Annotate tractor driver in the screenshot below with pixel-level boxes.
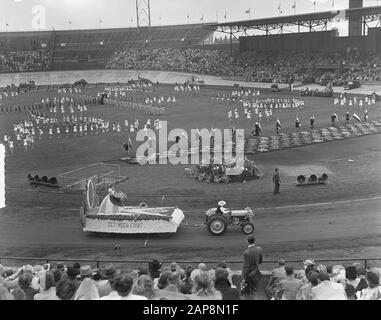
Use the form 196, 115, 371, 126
216, 201, 230, 215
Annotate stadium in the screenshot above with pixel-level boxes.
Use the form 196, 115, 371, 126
0, 0, 380, 301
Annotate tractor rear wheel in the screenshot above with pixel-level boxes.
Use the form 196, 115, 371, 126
207, 215, 227, 236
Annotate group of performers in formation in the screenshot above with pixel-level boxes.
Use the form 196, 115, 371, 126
1, 92, 166, 155
1, 82, 378, 155
97, 83, 201, 116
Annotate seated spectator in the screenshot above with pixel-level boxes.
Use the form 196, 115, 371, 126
79, 265, 93, 281
100, 273, 147, 300
11, 287, 26, 300
357, 272, 381, 300
56, 279, 77, 300
278, 266, 303, 300
34, 271, 59, 300
214, 268, 240, 300
311, 272, 347, 300
170, 262, 186, 279
180, 265, 195, 294
152, 271, 186, 300
187, 271, 222, 300
18, 272, 38, 300
149, 259, 162, 280
0, 284, 14, 300
74, 278, 100, 300
133, 275, 153, 299
296, 270, 319, 300
94, 264, 114, 297
345, 266, 367, 295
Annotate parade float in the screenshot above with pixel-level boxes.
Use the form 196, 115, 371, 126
80, 179, 184, 236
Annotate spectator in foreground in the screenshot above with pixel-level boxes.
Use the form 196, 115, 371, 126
296, 270, 319, 300
152, 272, 186, 300
357, 272, 381, 300
278, 266, 303, 300
56, 279, 77, 300
214, 268, 240, 300
34, 271, 59, 300
187, 272, 222, 300
100, 273, 147, 300
94, 264, 114, 297
18, 272, 38, 300
180, 265, 195, 294
11, 287, 26, 300
133, 275, 153, 299
311, 272, 347, 300
0, 284, 14, 300
74, 278, 100, 300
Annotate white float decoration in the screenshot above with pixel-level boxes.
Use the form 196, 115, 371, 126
80, 179, 184, 235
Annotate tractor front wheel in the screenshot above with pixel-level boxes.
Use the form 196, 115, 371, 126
242, 222, 255, 235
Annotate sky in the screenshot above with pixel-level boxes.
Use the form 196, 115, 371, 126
0, 0, 379, 35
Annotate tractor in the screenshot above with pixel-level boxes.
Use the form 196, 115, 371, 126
205, 206, 255, 236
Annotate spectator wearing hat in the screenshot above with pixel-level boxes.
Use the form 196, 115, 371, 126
94, 264, 115, 297
100, 273, 147, 300
56, 279, 77, 300
18, 272, 39, 300
56, 262, 66, 273
214, 268, 240, 300
311, 272, 347, 300
152, 272, 186, 300
278, 266, 303, 300
357, 272, 381, 300
241, 235, 263, 296
80, 265, 93, 280
34, 271, 59, 300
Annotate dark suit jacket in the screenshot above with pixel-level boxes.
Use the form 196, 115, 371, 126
242, 246, 263, 280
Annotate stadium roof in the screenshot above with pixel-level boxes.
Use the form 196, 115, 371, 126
205, 5, 381, 34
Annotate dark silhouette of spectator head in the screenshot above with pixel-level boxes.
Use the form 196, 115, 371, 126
113, 273, 134, 297
18, 272, 33, 289
317, 272, 330, 283
366, 272, 379, 288
285, 266, 294, 277
56, 280, 77, 300
345, 266, 358, 281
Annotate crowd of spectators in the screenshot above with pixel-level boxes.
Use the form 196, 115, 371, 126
107, 48, 381, 85
0, 50, 51, 73
0, 258, 380, 300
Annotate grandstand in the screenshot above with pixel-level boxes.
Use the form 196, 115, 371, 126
0, 23, 214, 72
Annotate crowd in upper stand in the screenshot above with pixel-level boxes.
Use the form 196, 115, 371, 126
0, 47, 379, 86
107, 49, 381, 84
0, 50, 51, 73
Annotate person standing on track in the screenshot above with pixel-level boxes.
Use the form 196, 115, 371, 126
273, 168, 281, 195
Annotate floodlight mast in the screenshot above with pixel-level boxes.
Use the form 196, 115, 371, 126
136, 0, 152, 33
